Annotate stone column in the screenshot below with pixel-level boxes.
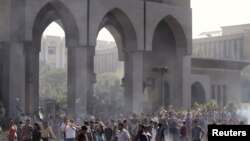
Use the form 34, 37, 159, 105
1, 42, 26, 117
174, 54, 191, 109
87, 47, 95, 116
24, 42, 39, 115
124, 53, 132, 113
125, 51, 144, 113
67, 45, 91, 119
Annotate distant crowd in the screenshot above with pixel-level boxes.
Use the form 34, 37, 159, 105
0, 102, 247, 141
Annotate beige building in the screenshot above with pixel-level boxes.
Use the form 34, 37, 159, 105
41, 23, 250, 112
191, 24, 250, 107
40, 36, 67, 68
40, 35, 123, 74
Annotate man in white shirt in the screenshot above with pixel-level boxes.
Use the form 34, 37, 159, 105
64, 119, 77, 141
60, 117, 68, 141
117, 123, 131, 141
151, 121, 158, 141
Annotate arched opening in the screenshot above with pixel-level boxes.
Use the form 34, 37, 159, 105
91, 8, 137, 117
28, 1, 79, 120
39, 21, 67, 120
146, 17, 178, 111
92, 28, 124, 119
191, 82, 206, 107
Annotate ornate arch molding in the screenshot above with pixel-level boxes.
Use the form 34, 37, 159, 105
97, 8, 137, 53
152, 15, 188, 55
32, 1, 79, 50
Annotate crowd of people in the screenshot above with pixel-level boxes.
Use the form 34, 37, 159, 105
0, 102, 248, 141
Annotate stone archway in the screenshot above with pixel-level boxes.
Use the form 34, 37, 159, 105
191, 82, 206, 107
95, 8, 143, 113
27, 1, 81, 117
145, 15, 188, 110
97, 8, 137, 53
0, 0, 192, 117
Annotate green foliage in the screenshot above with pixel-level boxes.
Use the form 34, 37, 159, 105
92, 73, 124, 119
39, 62, 124, 119
39, 62, 67, 103
226, 102, 237, 112
192, 100, 219, 114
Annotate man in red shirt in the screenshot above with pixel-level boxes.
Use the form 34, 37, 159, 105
8, 120, 17, 141
180, 122, 188, 141
21, 119, 34, 141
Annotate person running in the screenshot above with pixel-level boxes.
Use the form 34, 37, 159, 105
191, 120, 204, 141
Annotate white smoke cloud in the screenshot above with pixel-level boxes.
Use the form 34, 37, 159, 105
237, 104, 250, 124
164, 133, 173, 141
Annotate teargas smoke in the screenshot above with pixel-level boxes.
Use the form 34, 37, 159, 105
164, 134, 173, 141
237, 105, 250, 124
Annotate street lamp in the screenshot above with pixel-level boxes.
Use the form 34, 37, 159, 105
151, 66, 168, 108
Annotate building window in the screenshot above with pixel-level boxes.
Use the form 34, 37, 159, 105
217, 85, 221, 105
48, 46, 56, 55
223, 41, 227, 59
223, 85, 227, 106
211, 85, 216, 99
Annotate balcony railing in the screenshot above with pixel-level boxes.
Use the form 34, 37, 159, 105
192, 36, 243, 61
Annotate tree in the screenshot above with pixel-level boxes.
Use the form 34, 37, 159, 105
92, 73, 124, 119
39, 62, 125, 119
39, 62, 67, 103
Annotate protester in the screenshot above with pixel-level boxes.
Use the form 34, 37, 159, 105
21, 119, 34, 141
8, 120, 17, 141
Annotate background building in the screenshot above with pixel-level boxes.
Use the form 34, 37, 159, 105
0, 0, 192, 116
192, 24, 250, 106
40, 36, 124, 74
40, 23, 250, 109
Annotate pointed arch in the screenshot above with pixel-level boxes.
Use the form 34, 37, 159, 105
153, 15, 187, 52
191, 81, 206, 106
32, 1, 79, 50
97, 8, 137, 59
